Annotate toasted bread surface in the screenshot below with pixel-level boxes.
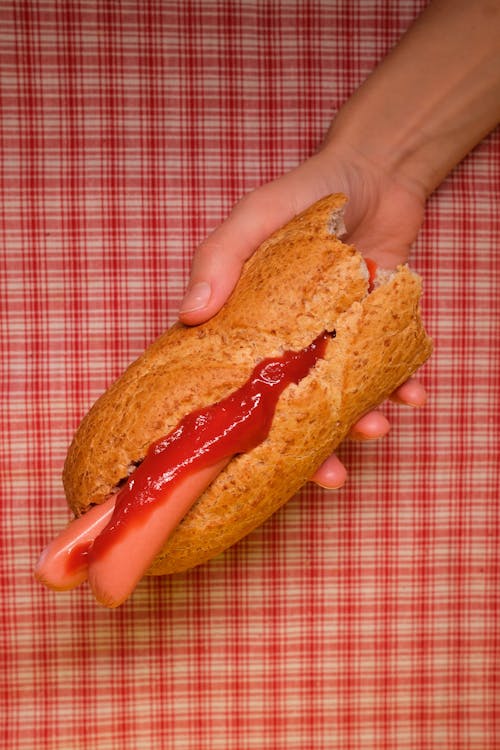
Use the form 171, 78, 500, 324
62, 194, 432, 574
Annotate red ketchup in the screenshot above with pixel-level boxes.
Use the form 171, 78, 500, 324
67, 329, 334, 574
365, 257, 378, 293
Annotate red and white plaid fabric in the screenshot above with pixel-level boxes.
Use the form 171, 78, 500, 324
2, 1, 499, 747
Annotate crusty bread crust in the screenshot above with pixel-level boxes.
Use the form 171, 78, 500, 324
62, 194, 432, 575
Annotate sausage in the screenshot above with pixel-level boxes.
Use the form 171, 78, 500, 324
36, 194, 432, 605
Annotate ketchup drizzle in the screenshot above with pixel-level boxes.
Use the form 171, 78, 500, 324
67, 330, 334, 571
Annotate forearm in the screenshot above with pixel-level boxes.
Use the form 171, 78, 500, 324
326, 0, 500, 197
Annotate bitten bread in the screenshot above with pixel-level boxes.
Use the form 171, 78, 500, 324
62, 194, 432, 576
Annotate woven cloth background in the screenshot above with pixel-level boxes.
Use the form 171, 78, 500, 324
1, 1, 499, 748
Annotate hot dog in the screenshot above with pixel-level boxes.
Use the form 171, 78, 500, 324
35, 194, 432, 607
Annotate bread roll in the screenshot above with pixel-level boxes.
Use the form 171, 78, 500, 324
62, 194, 432, 575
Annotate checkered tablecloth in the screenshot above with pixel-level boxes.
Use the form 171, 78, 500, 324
2, 1, 499, 748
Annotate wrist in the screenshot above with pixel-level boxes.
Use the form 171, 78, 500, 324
319, 129, 428, 212
324, 95, 434, 201
323, 0, 500, 199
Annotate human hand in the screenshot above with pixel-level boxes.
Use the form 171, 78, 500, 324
178, 0, 500, 488
178, 141, 428, 488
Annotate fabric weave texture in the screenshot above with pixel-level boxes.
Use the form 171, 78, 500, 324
1, 1, 499, 748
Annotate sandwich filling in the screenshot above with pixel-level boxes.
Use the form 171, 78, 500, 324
36, 328, 336, 606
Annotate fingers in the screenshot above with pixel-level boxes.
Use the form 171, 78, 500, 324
349, 379, 426, 440
310, 411, 391, 489
311, 411, 391, 490
349, 410, 391, 441
311, 411, 389, 489
390, 377, 427, 407
311, 454, 347, 490
312, 380, 427, 489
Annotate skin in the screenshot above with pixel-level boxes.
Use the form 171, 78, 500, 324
178, 0, 500, 488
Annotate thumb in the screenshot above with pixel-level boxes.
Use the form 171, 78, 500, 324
178, 184, 295, 325
178, 159, 333, 325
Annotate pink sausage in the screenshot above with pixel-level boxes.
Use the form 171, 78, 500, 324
87, 459, 229, 608
34, 496, 116, 591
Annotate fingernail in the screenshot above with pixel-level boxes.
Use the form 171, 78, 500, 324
314, 480, 346, 491
349, 428, 389, 442
179, 281, 211, 314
